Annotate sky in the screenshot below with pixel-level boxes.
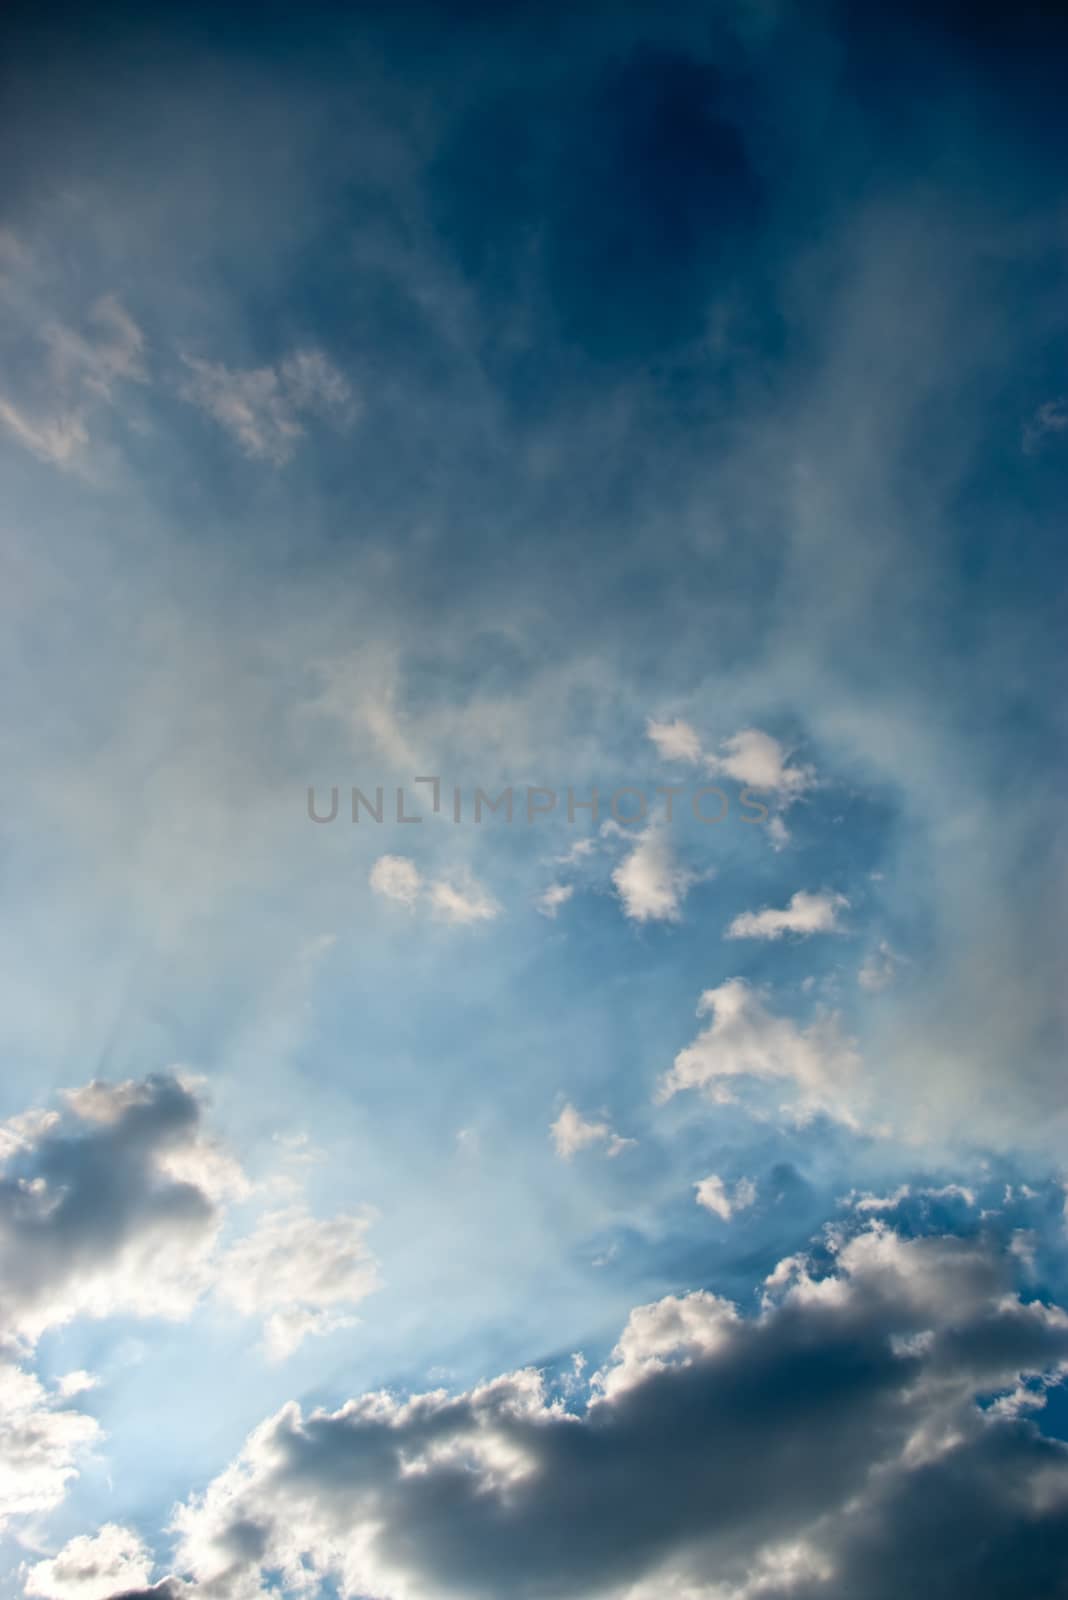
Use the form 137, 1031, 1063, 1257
1, 1, 1067, 1596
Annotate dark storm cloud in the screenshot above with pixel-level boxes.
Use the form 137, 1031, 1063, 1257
134, 1228, 1068, 1599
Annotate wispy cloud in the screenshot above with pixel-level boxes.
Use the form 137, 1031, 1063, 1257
178, 346, 358, 463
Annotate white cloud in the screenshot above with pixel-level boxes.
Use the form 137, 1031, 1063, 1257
842, 1183, 977, 1214
428, 875, 499, 926
766, 815, 790, 851
219, 1206, 380, 1361
0, 1365, 99, 1531
536, 883, 574, 918
178, 346, 356, 464
726, 890, 848, 941
694, 1174, 758, 1221
24, 1523, 154, 1599
369, 854, 424, 906
54, 1371, 98, 1400
611, 829, 695, 923
657, 979, 861, 1125
370, 856, 499, 925
550, 1104, 635, 1161
705, 729, 814, 798
591, 1289, 739, 1402
646, 717, 703, 764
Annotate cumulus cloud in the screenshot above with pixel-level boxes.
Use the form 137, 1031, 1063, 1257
25, 1524, 154, 1599
178, 347, 356, 464
0, 1075, 377, 1360
695, 1173, 758, 1221
550, 1103, 635, 1161
611, 828, 695, 923
0, 1075, 240, 1345
121, 1224, 1068, 1600
727, 891, 849, 941
657, 980, 862, 1126
370, 856, 499, 925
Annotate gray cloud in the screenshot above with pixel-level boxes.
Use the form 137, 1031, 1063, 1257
120, 1225, 1068, 1600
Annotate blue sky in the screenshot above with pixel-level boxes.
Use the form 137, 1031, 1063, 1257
1, 2, 1067, 1597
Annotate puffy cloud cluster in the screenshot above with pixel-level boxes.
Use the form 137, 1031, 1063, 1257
104, 1223, 1068, 1600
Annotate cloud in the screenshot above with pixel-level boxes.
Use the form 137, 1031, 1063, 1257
858, 941, 904, 991
657, 980, 862, 1126
427, 876, 499, 926
0, 291, 146, 467
643, 725, 811, 850
1023, 397, 1068, 452
646, 717, 703, 764
611, 828, 695, 923
695, 1173, 758, 1221
536, 883, 574, 918
550, 1103, 635, 1161
218, 1206, 379, 1361
0, 1364, 99, 1532
123, 1225, 1068, 1600
0, 399, 89, 466
0, 1075, 240, 1346
370, 856, 499, 925
43, 296, 146, 400
727, 891, 849, 941
0, 1075, 377, 1362
842, 1183, 977, 1215
706, 730, 814, 799
369, 855, 424, 906
177, 347, 356, 464
25, 1524, 154, 1600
